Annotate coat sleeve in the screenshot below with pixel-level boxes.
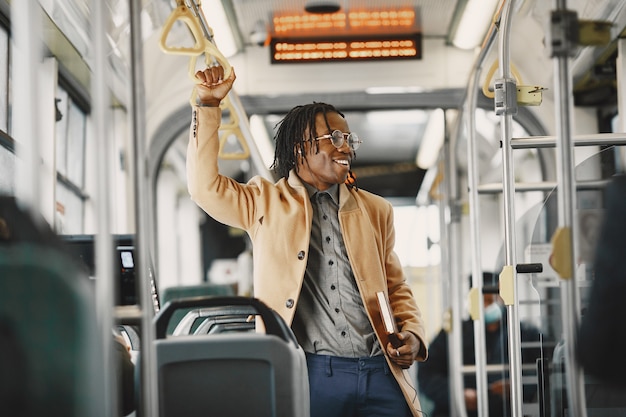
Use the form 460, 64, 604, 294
186, 106, 261, 231
383, 202, 428, 360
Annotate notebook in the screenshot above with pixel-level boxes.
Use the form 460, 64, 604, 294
376, 291, 402, 348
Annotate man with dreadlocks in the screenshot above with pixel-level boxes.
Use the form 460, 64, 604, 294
187, 65, 428, 417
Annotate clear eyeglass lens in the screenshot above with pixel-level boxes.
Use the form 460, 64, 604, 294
330, 130, 345, 148
330, 130, 361, 151
348, 132, 361, 151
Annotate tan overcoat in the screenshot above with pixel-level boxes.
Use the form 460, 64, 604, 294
187, 107, 428, 416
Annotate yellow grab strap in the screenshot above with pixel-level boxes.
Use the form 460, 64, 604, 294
188, 39, 233, 83
161, 0, 249, 160
159, 3, 205, 56
218, 97, 249, 160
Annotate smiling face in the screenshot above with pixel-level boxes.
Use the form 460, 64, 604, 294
295, 111, 353, 191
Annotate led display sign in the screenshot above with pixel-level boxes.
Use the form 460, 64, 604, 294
269, 8, 422, 63
270, 33, 421, 63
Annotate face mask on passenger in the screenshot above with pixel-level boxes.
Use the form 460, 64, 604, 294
484, 301, 502, 324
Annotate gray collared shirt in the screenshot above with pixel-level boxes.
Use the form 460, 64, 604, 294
291, 182, 381, 357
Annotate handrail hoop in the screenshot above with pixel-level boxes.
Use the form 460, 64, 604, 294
159, 3, 205, 56
188, 40, 233, 83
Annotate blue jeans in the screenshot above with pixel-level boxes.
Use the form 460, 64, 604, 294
305, 352, 411, 417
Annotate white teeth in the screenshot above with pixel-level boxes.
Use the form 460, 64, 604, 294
335, 160, 349, 166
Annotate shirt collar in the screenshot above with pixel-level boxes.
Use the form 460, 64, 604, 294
303, 182, 339, 205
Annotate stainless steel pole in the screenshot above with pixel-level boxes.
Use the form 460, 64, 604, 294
465, 9, 501, 416
496, 1, 524, 415
91, 0, 115, 415
444, 125, 468, 417
551, 1, 588, 416
129, 1, 159, 416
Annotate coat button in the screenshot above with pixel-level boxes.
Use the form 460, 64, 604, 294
286, 299, 295, 309
297, 250, 305, 260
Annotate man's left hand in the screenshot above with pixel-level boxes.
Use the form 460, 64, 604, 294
386, 331, 420, 369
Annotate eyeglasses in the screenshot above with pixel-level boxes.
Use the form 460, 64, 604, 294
314, 130, 362, 151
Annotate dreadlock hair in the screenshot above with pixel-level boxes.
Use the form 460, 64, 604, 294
271, 102, 345, 180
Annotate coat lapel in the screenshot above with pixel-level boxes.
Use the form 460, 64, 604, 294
338, 186, 384, 286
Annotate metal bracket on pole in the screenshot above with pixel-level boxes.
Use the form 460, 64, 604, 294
550, 10, 579, 58
494, 78, 518, 116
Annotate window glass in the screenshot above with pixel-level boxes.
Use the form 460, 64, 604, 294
54, 81, 88, 234
55, 86, 69, 177
66, 101, 86, 187
55, 182, 84, 234
0, 145, 14, 195
393, 204, 438, 268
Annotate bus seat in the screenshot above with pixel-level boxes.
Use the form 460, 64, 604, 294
0, 244, 104, 416
171, 304, 256, 335
154, 296, 309, 417
160, 283, 236, 335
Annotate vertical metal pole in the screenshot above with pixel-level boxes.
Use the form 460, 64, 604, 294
11, 0, 40, 216
496, 1, 524, 416
445, 113, 468, 417
91, 0, 115, 415
551, 1, 588, 416
466, 60, 489, 417
463, 6, 502, 415
129, 1, 159, 416
433, 147, 454, 414
617, 39, 626, 169
436, 155, 456, 417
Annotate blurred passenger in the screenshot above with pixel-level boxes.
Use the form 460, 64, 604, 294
418, 272, 542, 417
0, 216, 9, 241
186, 65, 428, 417
114, 333, 136, 416
578, 174, 626, 386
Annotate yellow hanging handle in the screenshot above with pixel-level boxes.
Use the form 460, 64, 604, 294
187, 41, 234, 110
188, 39, 233, 84
161, 0, 248, 160
217, 96, 250, 160
159, 2, 205, 56
160, 0, 233, 85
